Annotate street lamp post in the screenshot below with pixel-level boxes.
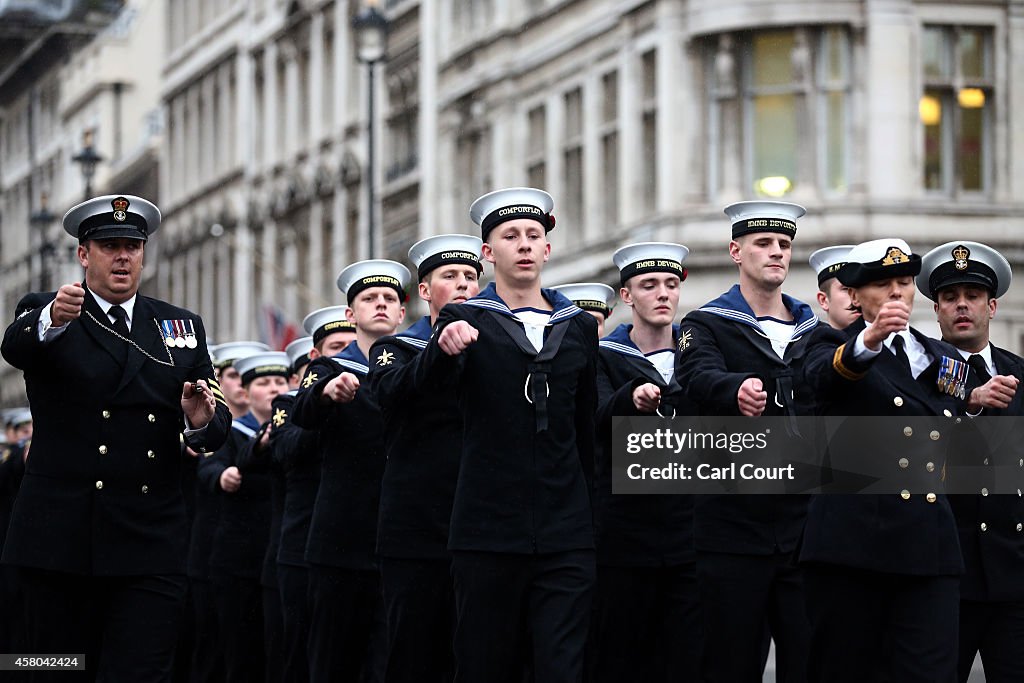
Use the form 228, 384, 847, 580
28, 192, 57, 290
71, 129, 103, 202
352, 2, 388, 259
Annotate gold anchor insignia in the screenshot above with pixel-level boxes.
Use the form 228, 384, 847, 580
678, 329, 693, 351
272, 408, 287, 428
882, 247, 910, 265
377, 349, 395, 366
301, 372, 319, 388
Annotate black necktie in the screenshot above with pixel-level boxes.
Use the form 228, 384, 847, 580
109, 305, 130, 338
968, 354, 991, 382
891, 335, 911, 375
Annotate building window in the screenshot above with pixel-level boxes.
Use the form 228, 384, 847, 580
526, 104, 546, 189
708, 26, 851, 199
562, 87, 583, 232
600, 69, 619, 228
920, 25, 992, 194
385, 68, 419, 182
641, 49, 657, 212
455, 124, 491, 223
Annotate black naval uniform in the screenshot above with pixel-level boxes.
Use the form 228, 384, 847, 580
367, 315, 458, 683
269, 389, 320, 683
0, 288, 231, 681
292, 343, 387, 683
591, 323, 701, 683
0, 438, 26, 656
799, 319, 967, 683
198, 413, 270, 683
675, 285, 820, 683
185, 431, 228, 683
412, 284, 598, 683
947, 345, 1024, 683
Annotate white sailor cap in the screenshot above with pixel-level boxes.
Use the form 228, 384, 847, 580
724, 200, 805, 240
4, 407, 32, 428
63, 194, 161, 242
409, 234, 483, 281
612, 242, 689, 286
336, 259, 411, 301
234, 352, 292, 386
551, 283, 616, 319
210, 341, 271, 370
285, 336, 314, 372
302, 306, 356, 345
917, 241, 1012, 301
837, 238, 921, 288
469, 187, 555, 241
809, 245, 856, 285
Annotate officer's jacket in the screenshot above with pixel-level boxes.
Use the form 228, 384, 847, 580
948, 344, 1024, 600
595, 323, 695, 566
0, 289, 230, 576
798, 318, 966, 576
199, 414, 272, 580
675, 285, 821, 555
292, 342, 385, 570
367, 315, 461, 560
412, 283, 597, 554
267, 390, 320, 569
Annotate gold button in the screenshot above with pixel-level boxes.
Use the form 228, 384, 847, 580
894, 397, 904, 407
95, 481, 104, 490
926, 462, 935, 473
955, 418, 962, 424
141, 485, 149, 494
930, 431, 940, 441
900, 490, 911, 500
98, 445, 108, 455
981, 488, 989, 496
102, 410, 111, 419
899, 458, 909, 469
943, 409, 952, 417
926, 492, 937, 503
1017, 523, 1023, 532
147, 450, 155, 459
903, 427, 913, 437
981, 522, 988, 531
1018, 489, 1022, 497
199, 447, 206, 453
148, 414, 156, 423
984, 458, 990, 465
1019, 459, 1023, 467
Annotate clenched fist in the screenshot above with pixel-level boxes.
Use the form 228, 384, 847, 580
51, 282, 86, 326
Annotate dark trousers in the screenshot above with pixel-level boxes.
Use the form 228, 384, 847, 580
263, 584, 284, 683
307, 564, 385, 683
278, 564, 311, 683
958, 599, 1024, 683
19, 567, 186, 683
187, 578, 223, 683
212, 573, 265, 683
171, 581, 194, 683
380, 556, 455, 683
0, 563, 25, 657
697, 551, 810, 683
450, 549, 595, 683
589, 562, 702, 683
803, 563, 959, 683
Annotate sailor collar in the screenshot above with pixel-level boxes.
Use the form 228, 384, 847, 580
463, 282, 583, 324
699, 284, 818, 339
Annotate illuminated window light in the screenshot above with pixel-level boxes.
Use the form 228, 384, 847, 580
919, 95, 941, 126
958, 88, 985, 109
755, 176, 792, 197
